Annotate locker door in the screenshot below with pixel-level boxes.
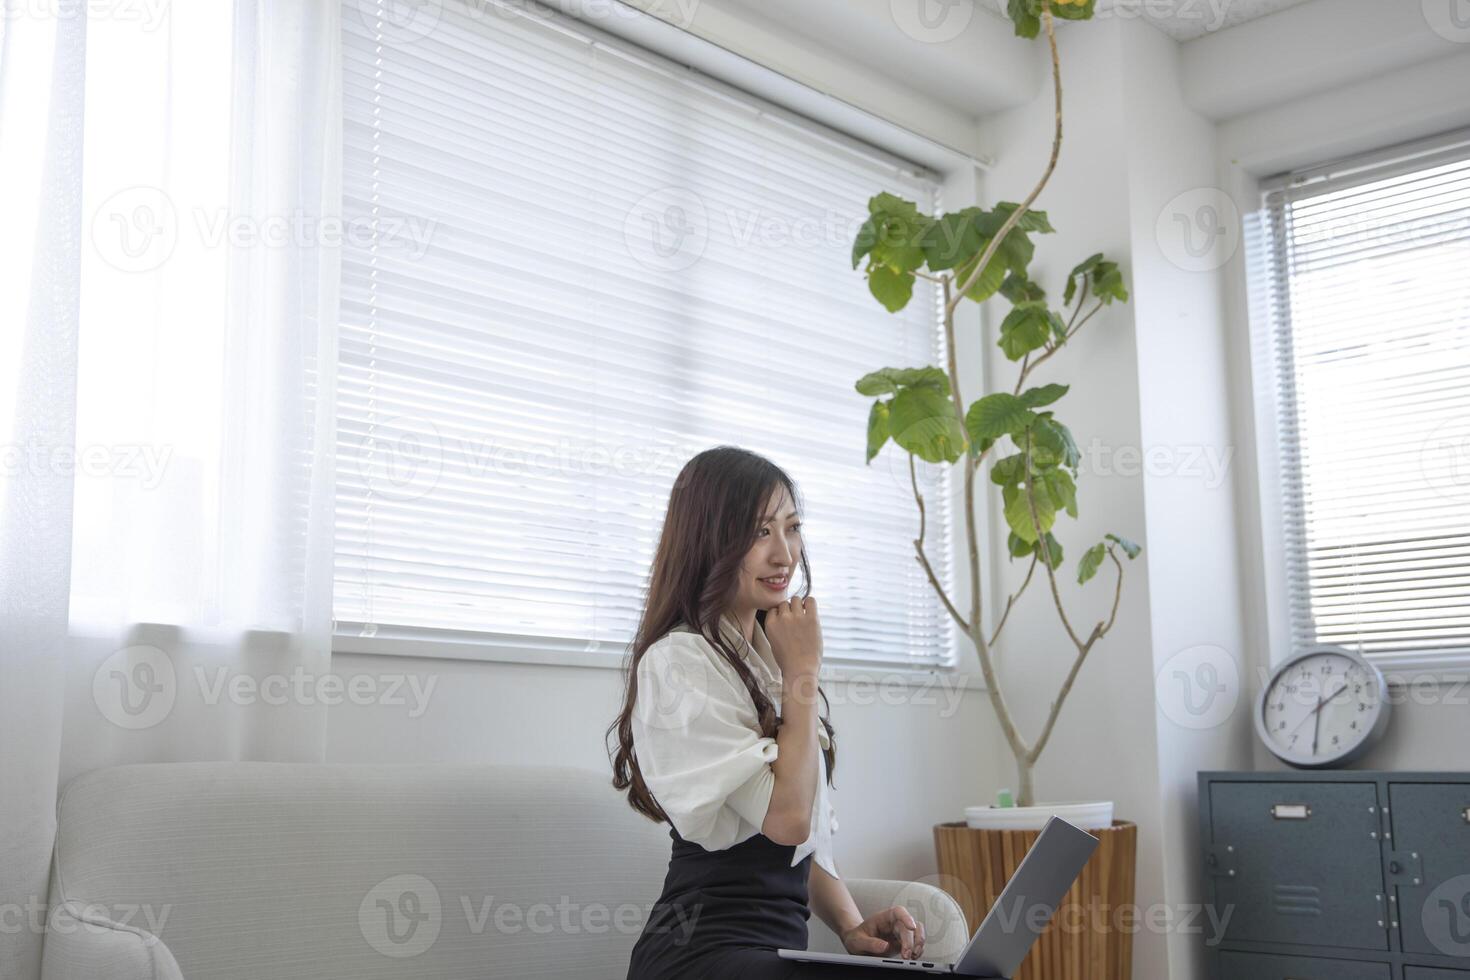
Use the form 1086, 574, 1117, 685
1389, 782, 1470, 958
1208, 780, 1387, 949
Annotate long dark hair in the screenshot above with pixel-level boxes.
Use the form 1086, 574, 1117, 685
607, 446, 836, 825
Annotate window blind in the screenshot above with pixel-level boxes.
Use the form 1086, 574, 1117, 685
335, 0, 955, 668
1249, 129, 1470, 668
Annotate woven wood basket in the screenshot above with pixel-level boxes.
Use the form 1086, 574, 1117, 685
933, 819, 1138, 980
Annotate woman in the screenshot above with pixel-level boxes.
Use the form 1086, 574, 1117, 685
608, 446, 926, 979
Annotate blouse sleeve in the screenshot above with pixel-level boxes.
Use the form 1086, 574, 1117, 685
631, 634, 778, 849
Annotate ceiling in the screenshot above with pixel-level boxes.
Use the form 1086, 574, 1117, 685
976, 0, 1317, 42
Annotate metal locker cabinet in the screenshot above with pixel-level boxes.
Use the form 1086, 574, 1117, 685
1217, 951, 1391, 980
1404, 970, 1470, 980
1207, 780, 1388, 949
1388, 782, 1470, 959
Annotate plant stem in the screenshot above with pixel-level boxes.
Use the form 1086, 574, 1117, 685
944, 0, 1065, 324
944, 0, 1066, 810
988, 554, 1037, 649
1016, 298, 1104, 392
910, 454, 969, 633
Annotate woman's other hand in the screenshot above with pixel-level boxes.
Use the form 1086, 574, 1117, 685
840, 905, 926, 960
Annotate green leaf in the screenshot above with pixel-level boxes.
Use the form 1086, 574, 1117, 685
1064, 253, 1102, 305
1051, 0, 1098, 20
1093, 262, 1129, 304
1018, 383, 1068, 409
1048, 308, 1069, 342
1041, 468, 1078, 518
870, 191, 919, 218
1069, 252, 1103, 279
998, 302, 1053, 361
957, 250, 1009, 303
989, 452, 1027, 487
1064, 253, 1129, 307
889, 387, 964, 463
920, 211, 982, 272
1077, 542, 1107, 584
852, 215, 879, 270
1003, 481, 1055, 543
1007, 0, 1040, 37
892, 367, 950, 393
1029, 416, 1080, 471
856, 192, 929, 278
1007, 531, 1034, 559
966, 393, 1035, 443
1037, 532, 1064, 566
1000, 273, 1046, 305
1106, 532, 1142, 559
990, 202, 1055, 235
865, 400, 890, 463
855, 370, 897, 397
996, 228, 1035, 275
855, 366, 950, 397
869, 265, 915, 313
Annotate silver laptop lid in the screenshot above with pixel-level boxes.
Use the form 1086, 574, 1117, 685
952, 816, 1100, 979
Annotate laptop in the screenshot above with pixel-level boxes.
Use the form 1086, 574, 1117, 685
777, 815, 1099, 976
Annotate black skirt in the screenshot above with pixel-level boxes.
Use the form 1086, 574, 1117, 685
625, 826, 894, 980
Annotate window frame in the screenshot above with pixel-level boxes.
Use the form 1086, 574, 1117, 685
328, 0, 985, 684
1244, 125, 1470, 684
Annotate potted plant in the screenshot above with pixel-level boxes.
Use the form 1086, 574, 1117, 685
851, 0, 1140, 975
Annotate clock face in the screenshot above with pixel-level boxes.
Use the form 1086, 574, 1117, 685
1258, 649, 1390, 768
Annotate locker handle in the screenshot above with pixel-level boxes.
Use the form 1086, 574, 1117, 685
1270, 803, 1311, 820
1462, 806, 1469, 824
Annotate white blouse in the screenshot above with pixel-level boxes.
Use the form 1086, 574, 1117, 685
630, 614, 840, 879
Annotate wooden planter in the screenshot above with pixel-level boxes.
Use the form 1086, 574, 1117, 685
933, 819, 1137, 980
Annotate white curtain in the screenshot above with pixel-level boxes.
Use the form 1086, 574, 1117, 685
0, 1, 342, 977
0, 4, 88, 979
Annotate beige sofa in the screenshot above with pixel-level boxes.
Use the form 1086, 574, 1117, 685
40, 763, 967, 979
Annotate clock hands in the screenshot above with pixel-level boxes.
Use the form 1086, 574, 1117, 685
1287, 682, 1350, 756
1313, 684, 1349, 716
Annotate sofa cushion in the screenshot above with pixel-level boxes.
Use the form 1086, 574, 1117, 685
49, 763, 672, 979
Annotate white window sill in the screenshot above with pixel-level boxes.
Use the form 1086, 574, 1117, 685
331, 622, 983, 691
1372, 653, 1470, 690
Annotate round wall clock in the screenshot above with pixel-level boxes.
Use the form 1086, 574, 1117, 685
1255, 645, 1392, 769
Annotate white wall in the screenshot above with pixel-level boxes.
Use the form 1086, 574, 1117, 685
1116, 22, 1256, 980
325, 652, 1006, 884
974, 18, 1176, 980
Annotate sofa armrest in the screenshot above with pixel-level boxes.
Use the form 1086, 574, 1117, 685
805, 877, 969, 963
40, 901, 185, 980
